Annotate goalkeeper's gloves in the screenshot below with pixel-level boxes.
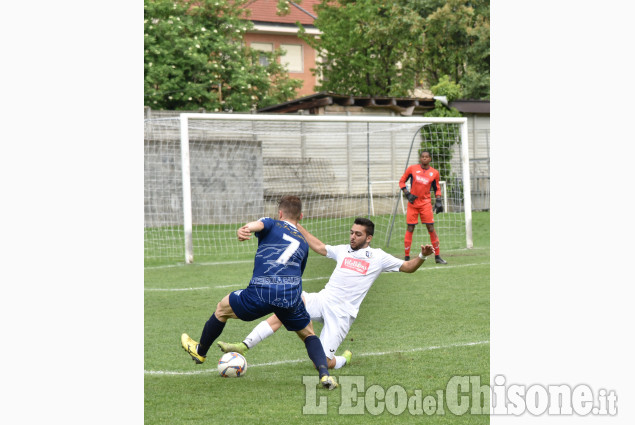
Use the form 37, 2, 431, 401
404, 190, 418, 204
434, 198, 444, 213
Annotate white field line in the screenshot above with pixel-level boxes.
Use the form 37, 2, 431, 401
144, 262, 489, 292
144, 340, 489, 376
145, 286, 214, 292
144, 276, 331, 292
144, 248, 490, 270
422, 262, 489, 271
145, 260, 254, 270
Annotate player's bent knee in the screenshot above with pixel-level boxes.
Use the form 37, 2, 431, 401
215, 294, 237, 321
327, 357, 336, 369
295, 326, 315, 341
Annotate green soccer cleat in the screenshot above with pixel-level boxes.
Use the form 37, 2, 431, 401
217, 341, 248, 355
320, 375, 338, 390
181, 333, 206, 364
343, 350, 352, 366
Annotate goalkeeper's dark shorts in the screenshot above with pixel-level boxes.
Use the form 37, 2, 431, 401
229, 285, 310, 331
406, 199, 434, 225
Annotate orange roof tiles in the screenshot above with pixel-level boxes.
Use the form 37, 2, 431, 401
242, 0, 320, 25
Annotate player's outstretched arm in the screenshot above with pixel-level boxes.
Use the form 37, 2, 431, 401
237, 220, 265, 241
399, 244, 434, 273
296, 223, 327, 256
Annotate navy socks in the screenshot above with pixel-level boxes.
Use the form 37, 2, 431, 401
304, 335, 330, 378
198, 314, 225, 356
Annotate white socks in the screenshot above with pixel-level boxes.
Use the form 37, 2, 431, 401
333, 355, 347, 369
243, 320, 275, 349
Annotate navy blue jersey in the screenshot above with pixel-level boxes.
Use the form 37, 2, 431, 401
249, 218, 309, 308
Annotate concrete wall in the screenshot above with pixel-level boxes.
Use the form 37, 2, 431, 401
465, 114, 490, 211
144, 118, 264, 226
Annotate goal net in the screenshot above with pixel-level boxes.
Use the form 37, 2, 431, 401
144, 114, 472, 264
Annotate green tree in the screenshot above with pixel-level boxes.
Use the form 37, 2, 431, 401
461, 10, 490, 99
420, 76, 463, 186
418, 0, 490, 99
295, 0, 488, 100
429, 74, 463, 104
299, 0, 426, 97
144, 0, 301, 111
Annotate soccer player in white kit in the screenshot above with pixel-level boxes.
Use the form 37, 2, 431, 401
218, 217, 434, 369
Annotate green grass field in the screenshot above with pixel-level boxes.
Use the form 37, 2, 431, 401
144, 211, 470, 266
145, 212, 489, 424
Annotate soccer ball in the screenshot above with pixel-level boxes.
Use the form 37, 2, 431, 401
217, 352, 247, 377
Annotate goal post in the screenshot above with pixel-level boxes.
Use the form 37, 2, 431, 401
460, 119, 473, 249
180, 114, 194, 264
144, 113, 472, 264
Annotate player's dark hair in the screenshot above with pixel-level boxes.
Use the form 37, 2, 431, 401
353, 217, 374, 236
278, 195, 302, 220
419, 150, 431, 157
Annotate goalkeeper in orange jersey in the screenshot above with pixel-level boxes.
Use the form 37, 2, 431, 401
398, 150, 447, 264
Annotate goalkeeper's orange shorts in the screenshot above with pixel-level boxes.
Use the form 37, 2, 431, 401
406, 200, 434, 225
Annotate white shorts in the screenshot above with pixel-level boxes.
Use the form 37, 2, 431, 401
302, 291, 355, 359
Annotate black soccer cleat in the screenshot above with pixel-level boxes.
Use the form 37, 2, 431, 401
435, 255, 447, 264
404, 256, 410, 261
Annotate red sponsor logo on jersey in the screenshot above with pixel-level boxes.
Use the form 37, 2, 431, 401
341, 257, 370, 275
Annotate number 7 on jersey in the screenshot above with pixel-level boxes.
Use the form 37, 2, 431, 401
275, 234, 300, 265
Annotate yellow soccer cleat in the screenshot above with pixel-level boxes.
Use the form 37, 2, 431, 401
320, 375, 338, 390
217, 341, 248, 355
343, 350, 352, 366
181, 333, 206, 364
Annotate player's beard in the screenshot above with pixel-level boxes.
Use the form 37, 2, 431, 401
350, 239, 363, 251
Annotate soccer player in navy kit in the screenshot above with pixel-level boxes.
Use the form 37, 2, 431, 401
181, 196, 337, 389
218, 217, 434, 370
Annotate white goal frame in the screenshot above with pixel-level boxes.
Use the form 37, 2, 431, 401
175, 113, 472, 264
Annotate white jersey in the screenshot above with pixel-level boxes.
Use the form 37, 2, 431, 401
319, 244, 404, 318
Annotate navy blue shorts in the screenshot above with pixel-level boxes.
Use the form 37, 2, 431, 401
229, 285, 310, 332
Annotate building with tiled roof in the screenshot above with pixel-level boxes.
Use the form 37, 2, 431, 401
241, 0, 322, 96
